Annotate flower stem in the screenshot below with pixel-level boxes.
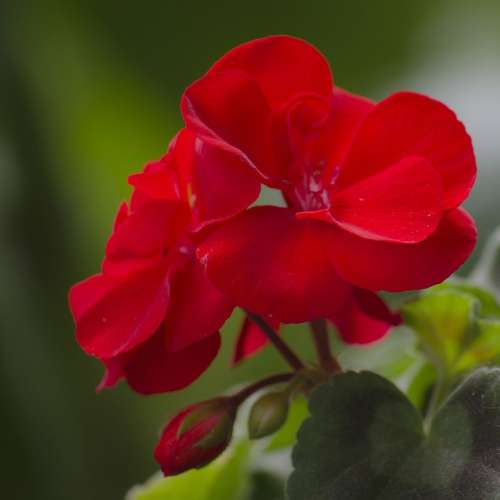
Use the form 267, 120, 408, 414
246, 312, 304, 371
232, 373, 294, 404
424, 365, 447, 432
310, 319, 341, 373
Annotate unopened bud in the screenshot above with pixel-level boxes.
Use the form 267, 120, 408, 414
248, 391, 290, 440
154, 398, 236, 476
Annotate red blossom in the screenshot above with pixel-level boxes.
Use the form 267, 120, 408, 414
69, 131, 238, 394
187, 35, 476, 329
69, 35, 477, 396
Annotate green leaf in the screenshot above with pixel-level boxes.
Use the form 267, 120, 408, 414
288, 369, 500, 500
401, 290, 479, 370
433, 282, 500, 317
126, 440, 250, 500
455, 318, 500, 371
402, 283, 500, 381
406, 361, 437, 410
248, 471, 286, 500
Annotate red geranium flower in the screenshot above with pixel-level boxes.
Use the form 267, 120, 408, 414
183, 35, 477, 326
70, 35, 476, 395
68, 131, 249, 394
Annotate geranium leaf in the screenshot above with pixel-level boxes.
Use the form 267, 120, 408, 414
401, 290, 479, 370
455, 319, 500, 372
402, 283, 500, 380
288, 368, 500, 500
406, 361, 437, 409
249, 471, 286, 500
126, 440, 250, 500
288, 371, 423, 499
433, 282, 500, 317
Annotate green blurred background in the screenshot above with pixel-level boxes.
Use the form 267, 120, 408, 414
1, 0, 499, 498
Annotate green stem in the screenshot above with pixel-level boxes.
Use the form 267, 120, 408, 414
424, 365, 447, 432
246, 312, 304, 371
310, 319, 342, 373
232, 373, 294, 404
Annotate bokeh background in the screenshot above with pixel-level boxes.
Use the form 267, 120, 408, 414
1, 0, 499, 498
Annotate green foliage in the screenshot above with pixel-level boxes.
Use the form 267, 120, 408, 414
402, 290, 478, 370
434, 282, 500, 317
248, 471, 285, 500
402, 283, 500, 376
405, 361, 437, 409
127, 441, 250, 500
456, 318, 500, 371
288, 369, 500, 500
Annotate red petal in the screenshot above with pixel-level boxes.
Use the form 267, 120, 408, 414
329, 156, 443, 243
277, 89, 374, 197
96, 357, 125, 392
330, 289, 400, 344
129, 130, 194, 207
163, 259, 234, 352
182, 70, 270, 178
209, 35, 333, 108
320, 88, 374, 173
70, 263, 170, 358
268, 93, 332, 184
103, 200, 190, 276
331, 208, 477, 291
69, 273, 116, 321
129, 162, 180, 202
182, 37, 334, 184
123, 330, 221, 395
232, 315, 280, 365
198, 206, 351, 323
113, 202, 129, 230
337, 92, 476, 209
191, 138, 261, 225
129, 130, 258, 227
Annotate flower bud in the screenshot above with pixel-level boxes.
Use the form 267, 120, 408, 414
154, 398, 236, 476
248, 390, 290, 440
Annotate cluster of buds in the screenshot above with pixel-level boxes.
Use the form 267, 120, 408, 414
154, 369, 327, 475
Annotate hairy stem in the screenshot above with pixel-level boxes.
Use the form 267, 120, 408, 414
246, 312, 304, 371
310, 319, 342, 373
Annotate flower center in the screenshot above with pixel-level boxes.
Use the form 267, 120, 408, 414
284, 162, 335, 212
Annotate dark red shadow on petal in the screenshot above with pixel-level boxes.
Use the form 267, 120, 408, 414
124, 330, 221, 395
330, 289, 400, 344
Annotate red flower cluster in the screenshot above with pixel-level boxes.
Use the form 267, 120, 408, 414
69, 34, 476, 426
